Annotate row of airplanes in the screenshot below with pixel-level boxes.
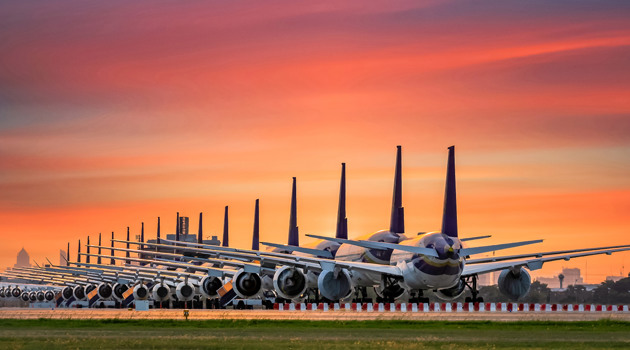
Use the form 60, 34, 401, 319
2, 146, 630, 309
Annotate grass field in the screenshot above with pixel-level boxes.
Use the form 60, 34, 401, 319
0, 319, 628, 349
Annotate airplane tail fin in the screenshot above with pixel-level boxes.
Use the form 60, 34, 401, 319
77, 239, 81, 264
176, 212, 180, 241
86, 236, 90, 264
222, 206, 229, 247
198, 212, 203, 244
252, 199, 260, 250
288, 177, 299, 246
97, 233, 102, 265
157, 217, 161, 244
126, 227, 130, 264
441, 146, 458, 238
335, 163, 348, 239
389, 145, 404, 234
67, 242, 70, 266
110, 232, 115, 265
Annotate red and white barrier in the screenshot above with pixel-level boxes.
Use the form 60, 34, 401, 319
271, 302, 630, 313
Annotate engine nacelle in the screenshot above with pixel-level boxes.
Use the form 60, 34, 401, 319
151, 283, 172, 302
175, 281, 195, 302
12, 287, 22, 298
498, 268, 531, 300
435, 278, 466, 301
97, 283, 113, 300
232, 269, 263, 299
273, 266, 308, 300
28, 291, 37, 302
85, 284, 96, 295
44, 290, 55, 302
112, 283, 128, 301
0, 288, 5, 298
73, 285, 86, 300
199, 275, 222, 299
317, 269, 354, 301
62, 286, 74, 300
36, 291, 45, 302
20, 292, 30, 302
133, 284, 150, 300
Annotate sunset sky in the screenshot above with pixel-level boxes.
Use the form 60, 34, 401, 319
1, 1, 629, 284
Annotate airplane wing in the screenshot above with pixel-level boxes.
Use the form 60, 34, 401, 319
462, 246, 630, 276
466, 243, 630, 264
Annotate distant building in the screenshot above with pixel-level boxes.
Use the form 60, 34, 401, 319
536, 267, 584, 289
14, 248, 31, 268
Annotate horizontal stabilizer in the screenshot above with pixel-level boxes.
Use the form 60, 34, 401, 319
306, 234, 439, 258
460, 239, 543, 256
260, 242, 333, 258
460, 235, 492, 242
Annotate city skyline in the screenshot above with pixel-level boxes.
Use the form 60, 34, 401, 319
1, 1, 629, 283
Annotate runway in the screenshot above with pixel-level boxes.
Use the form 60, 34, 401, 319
1, 308, 629, 321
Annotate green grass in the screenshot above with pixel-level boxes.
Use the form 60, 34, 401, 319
0, 319, 628, 349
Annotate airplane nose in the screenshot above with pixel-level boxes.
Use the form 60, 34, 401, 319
446, 246, 455, 257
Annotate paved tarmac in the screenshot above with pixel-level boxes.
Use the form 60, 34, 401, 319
1, 308, 629, 321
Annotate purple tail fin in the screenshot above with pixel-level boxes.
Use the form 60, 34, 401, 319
198, 212, 203, 244
336, 163, 348, 239
441, 146, 458, 238
389, 145, 405, 234
252, 199, 260, 250
222, 206, 229, 247
288, 177, 299, 246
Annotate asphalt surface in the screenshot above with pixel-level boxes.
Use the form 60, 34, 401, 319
1, 308, 629, 321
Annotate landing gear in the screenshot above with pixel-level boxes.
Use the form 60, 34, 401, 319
409, 290, 430, 304
463, 275, 484, 303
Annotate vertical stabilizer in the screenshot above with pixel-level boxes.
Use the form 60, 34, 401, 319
288, 177, 299, 246
97, 233, 102, 265
336, 163, 348, 239
126, 227, 130, 264
441, 146, 458, 238
67, 242, 70, 266
252, 199, 260, 250
389, 145, 405, 234
140, 222, 144, 249
157, 217, 161, 244
198, 212, 203, 244
176, 212, 180, 241
77, 239, 81, 263
110, 232, 115, 265
222, 206, 229, 247
86, 236, 90, 264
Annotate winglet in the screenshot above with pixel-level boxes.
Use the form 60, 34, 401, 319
252, 199, 260, 250
222, 206, 229, 247
390, 145, 404, 234
441, 145, 458, 238
336, 163, 348, 239
288, 177, 299, 246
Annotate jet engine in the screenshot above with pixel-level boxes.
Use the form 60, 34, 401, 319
12, 287, 22, 298
175, 281, 195, 302
85, 284, 96, 297
62, 286, 74, 300
97, 283, 113, 300
498, 268, 531, 300
112, 283, 128, 301
133, 284, 150, 300
199, 275, 222, 299
0, 288, 5, 298
317, 269, 354, 301
44, 290, 55, 302
28, 291, 37, 302
151, 283, 172, 302
232, 269, 263, 299
36, 291, 45, 302
435, 279, 466, 301
20, 292, 30, 302
273, 266, 307, 300
73, 285, 86, 300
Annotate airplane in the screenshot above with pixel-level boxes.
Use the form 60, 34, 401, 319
135, 145, 630, 304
